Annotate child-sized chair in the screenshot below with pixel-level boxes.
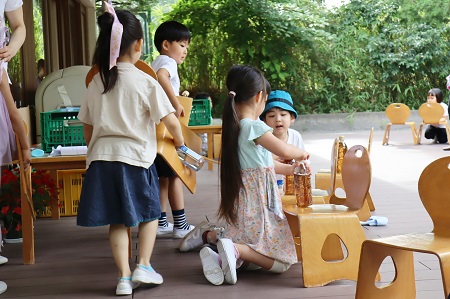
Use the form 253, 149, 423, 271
416, 102, 450, 145
382, 103, 417, 145
355, 156, 450, 299
283, 145, 375, 287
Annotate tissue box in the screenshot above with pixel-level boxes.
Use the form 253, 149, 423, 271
40, 109, 86, 152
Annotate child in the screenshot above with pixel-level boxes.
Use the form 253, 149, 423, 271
151, 21, 194, 239
76, 5, 184, 296
424, 88, 448, 144
259, 90, 306, 153
198, 65, 309, 285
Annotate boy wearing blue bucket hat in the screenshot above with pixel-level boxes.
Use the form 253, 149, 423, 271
260, 90, 306, 153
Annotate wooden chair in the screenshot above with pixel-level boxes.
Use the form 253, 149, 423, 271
355, 156, 450, 299
382, 103, 417, 145
283, 145, 374, 287
416, 102, 450, 145
314, 137, 373, 220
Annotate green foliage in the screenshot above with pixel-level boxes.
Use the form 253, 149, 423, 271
149, 0, 450, 115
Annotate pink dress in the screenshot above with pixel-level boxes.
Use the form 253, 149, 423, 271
0, 17, 16, 167
223, 119, 297, 265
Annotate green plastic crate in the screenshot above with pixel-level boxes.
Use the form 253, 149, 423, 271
188, 99, 212, 126
40, 109, 86, 152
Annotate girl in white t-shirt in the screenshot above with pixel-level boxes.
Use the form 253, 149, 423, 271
424, 88, 449, 144
76, 5, 184, 296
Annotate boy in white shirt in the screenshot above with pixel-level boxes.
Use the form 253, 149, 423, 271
151, 21, 194, 238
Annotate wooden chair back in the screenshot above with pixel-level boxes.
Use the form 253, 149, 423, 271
340, 145, 371, 211
327, 138, 340, 195
418, 156, 450, 235
385, 103, 411, 124
418, 102, 445, 124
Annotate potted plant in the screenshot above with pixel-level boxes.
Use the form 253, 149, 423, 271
0, 168, 59, 242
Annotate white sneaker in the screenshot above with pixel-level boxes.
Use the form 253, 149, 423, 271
0, 281, 6, 294
131, 264, 163, 285
116, 277, 139, 296
217, 238, 237, 284
179, 220, 223, 252
0, 256, 8, 265
200, 246, 224, 285
156, 222, 173, 238
173, 224, 195, 239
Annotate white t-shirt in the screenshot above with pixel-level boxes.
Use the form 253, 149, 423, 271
431, 102, 449, 129
1, 0, 22, 78
151, 55, 180, 95
78, 62, 175, 169
287, 128, 306, 150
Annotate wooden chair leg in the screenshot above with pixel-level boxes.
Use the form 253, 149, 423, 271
416, 124, 424, 145
366, 192, 376, 211
300, 214, 366, 287
411, 124, 418, 144
382, 124, 391, 145
438, 254, 450, 297
356, 241, 415, 299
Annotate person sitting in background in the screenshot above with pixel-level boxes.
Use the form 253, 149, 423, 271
36, 59, 45, 86
424, 88, 448, 144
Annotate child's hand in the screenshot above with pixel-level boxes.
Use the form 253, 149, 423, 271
175, 104, 185, 118
22, 149, 31, 171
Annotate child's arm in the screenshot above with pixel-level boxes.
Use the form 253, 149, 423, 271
1, 68, 30, 169
161, 113, 184, 147
256, 131, 309, 162
1, 7, 26, 62
83, 123, 93, 147
156, 68, 185, 118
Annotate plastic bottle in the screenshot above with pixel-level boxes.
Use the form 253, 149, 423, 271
276, 174, 285, 196
337, 136, 348, 174
294, 162, 312, 208
177, 145, 205, 171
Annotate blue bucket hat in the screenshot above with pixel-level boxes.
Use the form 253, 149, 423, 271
261, 90, 298, 119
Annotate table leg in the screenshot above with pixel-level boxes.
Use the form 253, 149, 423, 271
50, 170, 61, 219
207, 132, 214, 170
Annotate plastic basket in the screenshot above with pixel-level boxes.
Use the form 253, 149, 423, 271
40, 169, 85, 217
188, 99, 212, 126
40, 109, 85, 152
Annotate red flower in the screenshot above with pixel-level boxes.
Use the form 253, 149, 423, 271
0, 167, 59, 235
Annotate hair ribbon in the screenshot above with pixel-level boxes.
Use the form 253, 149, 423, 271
104, 1, 123, 70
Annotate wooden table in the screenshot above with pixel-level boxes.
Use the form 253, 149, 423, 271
21, 155, 86, 264
188, 124, 222, 170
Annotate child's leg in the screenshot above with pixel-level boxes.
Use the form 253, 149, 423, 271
158, 177, 170, 227
234, 243, 274, 270
437, 127, 448, 143
132, 220, 164, 285
137, 220, 158, 266
169, 176, 194, 238
424, 125, 437, 140
109, 224, 132, 278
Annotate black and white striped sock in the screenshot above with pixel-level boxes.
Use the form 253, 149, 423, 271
173, 209, 189, 230
158, 212, 168, 227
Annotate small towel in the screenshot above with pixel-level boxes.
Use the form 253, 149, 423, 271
360, 216, 388, 226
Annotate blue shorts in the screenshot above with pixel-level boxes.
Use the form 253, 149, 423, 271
77, 161, 161, 227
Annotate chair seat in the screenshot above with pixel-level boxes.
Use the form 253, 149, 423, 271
283, 203, 351, 215
367, 233, 450, 254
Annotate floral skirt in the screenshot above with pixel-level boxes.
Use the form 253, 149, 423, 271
223, 166, 297, 265
77, 161, 161, 227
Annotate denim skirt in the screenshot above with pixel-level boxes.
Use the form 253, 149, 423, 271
77, 161, 161, 227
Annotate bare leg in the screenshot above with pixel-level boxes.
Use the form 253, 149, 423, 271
137, 220, 158, 266
234, 244, 275, 270
168, 176, 184, 210
109, 224, 132, 278
159, 177, 169, 213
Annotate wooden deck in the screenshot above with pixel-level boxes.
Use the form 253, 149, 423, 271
1, 128, 448, 298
